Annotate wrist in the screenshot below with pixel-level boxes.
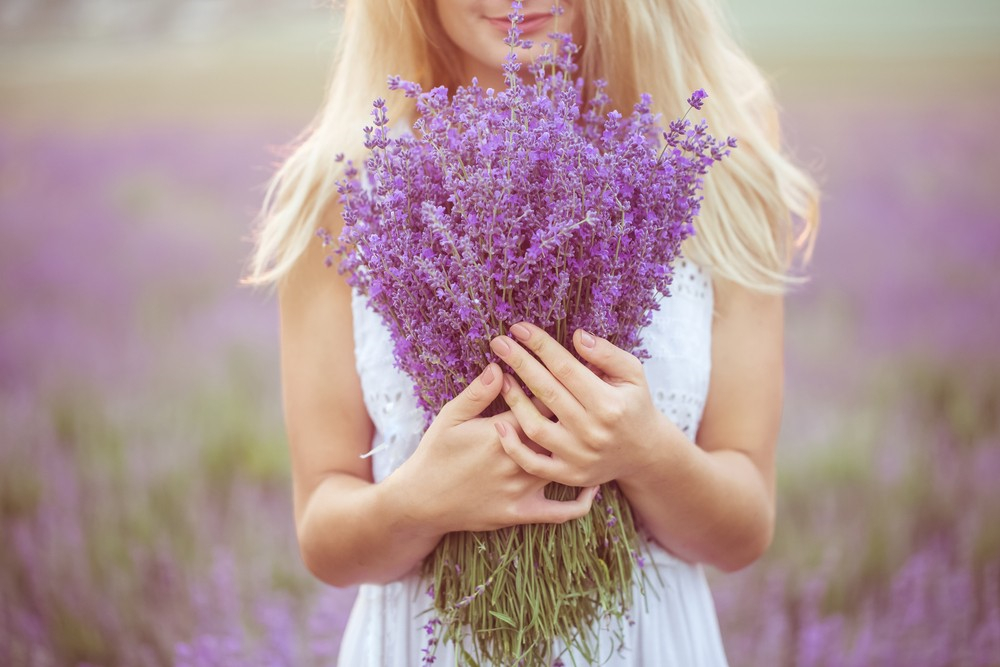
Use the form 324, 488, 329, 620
377, 464, 449, 544
618, 409, 693, 491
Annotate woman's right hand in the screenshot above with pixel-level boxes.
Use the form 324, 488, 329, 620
387, 363, 598, 534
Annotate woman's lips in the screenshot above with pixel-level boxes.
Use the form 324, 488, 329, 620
487, 13, 553, 35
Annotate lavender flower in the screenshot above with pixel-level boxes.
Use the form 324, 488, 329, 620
335, 46, 732, 423
687, 88, 708, 110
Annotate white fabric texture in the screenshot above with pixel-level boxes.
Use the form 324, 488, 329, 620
339, 259, 729, 666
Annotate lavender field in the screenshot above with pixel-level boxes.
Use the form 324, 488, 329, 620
2, 8, 1000, 665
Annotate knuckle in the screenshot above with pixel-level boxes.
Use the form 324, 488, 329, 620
463, 384, 484, 404
526, 332, 547, 354
521, 419, 547, 443
521, 458, 543, 477
597, 399, 626, 426
503, 386, 521, 406
556, 467, 580, 487
536, 383, 559, 406
507, 353, 525, 371
552, 361, 574, 383
584, 426, 607, 449
569, 470, 590, 488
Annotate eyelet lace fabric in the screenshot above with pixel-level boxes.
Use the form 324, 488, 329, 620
340, 259, 729, 666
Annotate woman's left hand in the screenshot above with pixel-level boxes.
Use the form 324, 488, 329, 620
489, 322, 675, 488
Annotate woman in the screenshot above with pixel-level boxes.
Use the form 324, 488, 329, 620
248, 0, 818, 664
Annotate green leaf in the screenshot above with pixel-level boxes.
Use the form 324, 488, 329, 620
489, 610, 516, 627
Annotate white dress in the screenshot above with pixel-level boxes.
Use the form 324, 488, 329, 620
339, 259, 730, 666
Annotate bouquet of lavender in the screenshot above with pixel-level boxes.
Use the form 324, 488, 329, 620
329, 5, 734, 665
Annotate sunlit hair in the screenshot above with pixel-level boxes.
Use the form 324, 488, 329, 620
247, 0, 819, 292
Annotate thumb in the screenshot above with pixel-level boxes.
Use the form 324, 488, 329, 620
440, 363, 503, 424
572, 329, 644, 384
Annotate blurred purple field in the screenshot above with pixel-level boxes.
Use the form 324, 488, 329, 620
2, 70, 1000, 665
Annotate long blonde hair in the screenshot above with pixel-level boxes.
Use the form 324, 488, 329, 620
247, 0, 819, 291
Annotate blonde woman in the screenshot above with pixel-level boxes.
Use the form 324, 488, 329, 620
249, 0, 818, 664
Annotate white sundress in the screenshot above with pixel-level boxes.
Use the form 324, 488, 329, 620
338, 259, 730, 666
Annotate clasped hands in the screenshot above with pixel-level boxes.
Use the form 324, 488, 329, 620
488, 322, 663, 489
408, 321, 671, 532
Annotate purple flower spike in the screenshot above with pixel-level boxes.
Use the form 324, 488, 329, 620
338, 68, 732, 421
687, 88, 708, 110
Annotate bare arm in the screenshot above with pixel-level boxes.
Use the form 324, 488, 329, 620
280, 232, 437, 585
279, 212, 597, 588
616, 279, 780, 570
489, 278, 781, 572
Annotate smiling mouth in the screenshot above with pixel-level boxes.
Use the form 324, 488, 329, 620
486, 12, 553, 35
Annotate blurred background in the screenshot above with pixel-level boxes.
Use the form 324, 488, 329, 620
1, 1, 998, 665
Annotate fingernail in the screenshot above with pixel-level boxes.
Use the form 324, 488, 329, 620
580, 330, 596, 348
490, 336, 512, 356
510, 323, 531, 341
481, 365, 496, 385
494, 421, 508, 437
502, 375, 513, 394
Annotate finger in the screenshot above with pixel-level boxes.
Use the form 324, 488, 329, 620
519, 485, 599, 525
490, 333, 584, 423
572, 328, 645, 384
531, 396, 555, 420
499, 374, 575, 456
491, 410, 550, 454
507, 323, 608, 408
494, 415, 579, 487
440, 363, 503, 424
